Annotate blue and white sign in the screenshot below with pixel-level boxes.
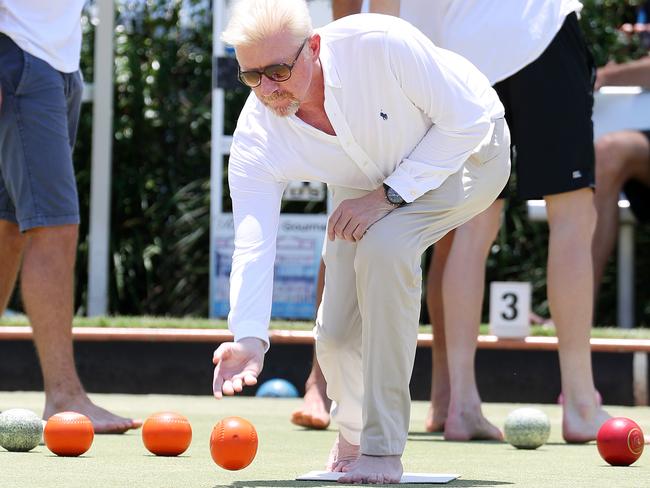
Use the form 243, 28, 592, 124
212, 214, 327, 319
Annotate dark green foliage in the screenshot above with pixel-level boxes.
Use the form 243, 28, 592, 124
73, 0, 214, 315
580, 0, 647, 65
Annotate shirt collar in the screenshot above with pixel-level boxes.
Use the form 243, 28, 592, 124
318, 40, 341, 89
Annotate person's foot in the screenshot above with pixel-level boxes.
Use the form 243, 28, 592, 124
444, 406, 503, 441
326, 433, 360, 472
424, 401, 447, 433
291, 377, 331, 430
557, 389, 602, 406
338, 454, 403, 484
562, 402, 610, 443
44, 395, 142, 434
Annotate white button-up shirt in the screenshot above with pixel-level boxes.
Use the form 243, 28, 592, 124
227, 14, 504, 346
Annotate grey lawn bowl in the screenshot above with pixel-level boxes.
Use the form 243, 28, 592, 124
504, 407, 551, 449
0, 408, 43, 452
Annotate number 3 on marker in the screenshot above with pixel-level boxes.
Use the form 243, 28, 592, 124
489, 282, 531, 338
500, 292, 518, 321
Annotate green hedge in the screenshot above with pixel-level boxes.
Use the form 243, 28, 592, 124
9, 0, 648, 326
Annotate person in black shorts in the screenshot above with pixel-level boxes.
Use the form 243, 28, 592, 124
423, 12, 609, 443
592, 41, 650, 298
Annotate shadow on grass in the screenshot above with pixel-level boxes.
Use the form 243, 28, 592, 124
212, 479, 513, 487
407, 432, 503, 446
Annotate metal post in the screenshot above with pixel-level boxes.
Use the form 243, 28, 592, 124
87, 0, 115, 316
210, 0, 227, 317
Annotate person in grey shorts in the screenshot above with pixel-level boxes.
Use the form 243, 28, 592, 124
0, 1, 139, 433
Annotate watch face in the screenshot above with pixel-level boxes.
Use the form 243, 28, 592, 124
387, 187, 404, 205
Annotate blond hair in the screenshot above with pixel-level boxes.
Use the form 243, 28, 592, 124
221, 0, 313, 48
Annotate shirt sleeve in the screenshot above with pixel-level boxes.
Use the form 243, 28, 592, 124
382, 23, 495, 202
227, 140, 286, 351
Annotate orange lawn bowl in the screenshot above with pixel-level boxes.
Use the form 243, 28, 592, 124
44, 412, 94, 457
210, 416, 258, 470
142, 412, 192, 456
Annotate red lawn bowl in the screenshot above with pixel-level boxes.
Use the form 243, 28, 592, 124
597, 417, 644, 466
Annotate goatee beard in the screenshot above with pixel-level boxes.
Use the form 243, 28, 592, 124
261, 92, 300, 117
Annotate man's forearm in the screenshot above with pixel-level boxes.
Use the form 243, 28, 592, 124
598, 56, 650, 89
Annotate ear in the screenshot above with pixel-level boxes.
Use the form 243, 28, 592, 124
308, 33, 321, 60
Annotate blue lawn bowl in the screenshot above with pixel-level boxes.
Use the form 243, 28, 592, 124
256, 378, 299, 398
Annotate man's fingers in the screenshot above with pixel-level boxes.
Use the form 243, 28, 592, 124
327, 209, 341, 241
213, 367, 224, 399
243, 372, 258, 386
222, 379, 235, 396
232, 376, 244, 392
352, 223, 366, 241
213, 343, 231, 364
342, 220, 361, 242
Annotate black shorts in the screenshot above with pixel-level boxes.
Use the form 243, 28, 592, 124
623, 130, 650, 223
494, 12, 596, 200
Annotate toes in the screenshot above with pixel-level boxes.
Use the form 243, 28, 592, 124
290, 410, 303, 424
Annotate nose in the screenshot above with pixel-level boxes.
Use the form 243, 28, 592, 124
258, 76, 279, 96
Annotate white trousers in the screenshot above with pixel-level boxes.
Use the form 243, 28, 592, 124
314, 118, 511, 456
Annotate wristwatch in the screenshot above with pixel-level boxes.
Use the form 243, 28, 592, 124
383, 183, 406, 207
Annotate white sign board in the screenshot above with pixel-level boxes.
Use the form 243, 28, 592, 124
489, 281, 531, 339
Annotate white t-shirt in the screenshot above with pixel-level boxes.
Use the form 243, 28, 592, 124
0, 0, 86, 73
227, 14, 504, 346
400, 0, 583, 84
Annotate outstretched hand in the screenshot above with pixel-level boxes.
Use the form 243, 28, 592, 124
212, 337, 265, 399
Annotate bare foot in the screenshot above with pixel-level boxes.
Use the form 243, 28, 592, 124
444, 407, 503, 441
557, 389, 602, 406
291, 377, 331, 430
562, 403, 610, 443
424, 401, 447, 433
326, 433, 360, 472
44, 395, 142, 434
338, 454, 403, 484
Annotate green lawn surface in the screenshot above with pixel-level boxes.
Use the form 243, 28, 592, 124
1, 315, 650, 340
0, 392, 648, 488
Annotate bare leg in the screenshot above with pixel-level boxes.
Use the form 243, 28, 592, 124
292, 259, 332, 429
291, 350, 331, 429
443, 200, 504, 441
545, 189, 610, 443
0, 220, 26, 311
424, 231, 453, 432
593, 131, 650, 297
19, 224, 141, 433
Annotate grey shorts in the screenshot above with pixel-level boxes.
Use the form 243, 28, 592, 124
0, 33, 82, 232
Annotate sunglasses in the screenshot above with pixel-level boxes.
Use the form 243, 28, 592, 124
238, 39, 308, 88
